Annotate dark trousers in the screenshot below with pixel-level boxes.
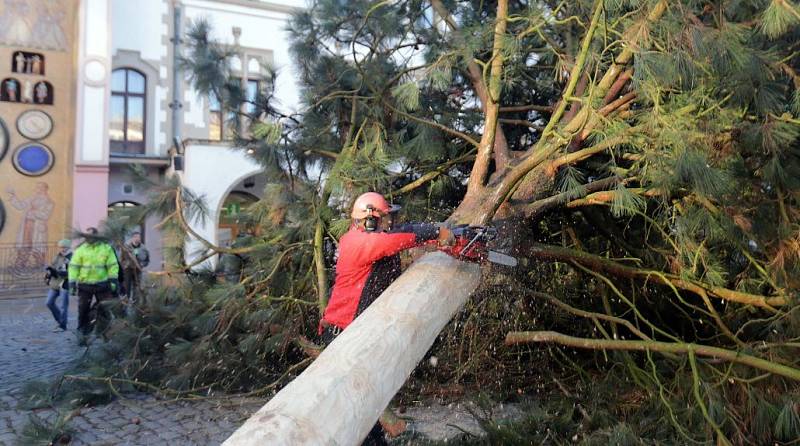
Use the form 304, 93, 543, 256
123, 268, 140, 303
77, 283, 113, 335
320, 326, 388, 446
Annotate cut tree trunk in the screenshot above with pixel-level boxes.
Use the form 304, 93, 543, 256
223, 252, 481, 445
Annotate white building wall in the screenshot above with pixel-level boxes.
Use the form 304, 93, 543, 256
112, 0, 168, 62
182, 0, 302, 115
182, 144, 263, 264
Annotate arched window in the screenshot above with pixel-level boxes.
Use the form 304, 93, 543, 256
110, 68, 146, 154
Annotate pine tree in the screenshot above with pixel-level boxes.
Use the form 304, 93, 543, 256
279, 0, 800, 442
49, 1, 800, 443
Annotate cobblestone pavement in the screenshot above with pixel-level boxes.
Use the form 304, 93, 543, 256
1, 297, 517, 445
0, 298, 263, 445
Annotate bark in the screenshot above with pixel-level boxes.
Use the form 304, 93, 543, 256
430, 0, 512, 172
523, 176, 623, 219
465, 0, 509, 193
223, 253, 481, 445
313, 219, 328, 315
500, 104, 554, 113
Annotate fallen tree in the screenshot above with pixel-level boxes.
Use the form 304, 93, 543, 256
223, 253, 481, 445
74, 1, 800, 444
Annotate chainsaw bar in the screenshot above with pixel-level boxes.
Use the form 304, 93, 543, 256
487, 250, 518, 267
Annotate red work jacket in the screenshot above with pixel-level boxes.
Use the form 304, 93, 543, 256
321, 223, 438, 331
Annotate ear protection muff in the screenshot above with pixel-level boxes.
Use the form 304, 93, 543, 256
364, 215, 379, 232
363, 204, 379, 231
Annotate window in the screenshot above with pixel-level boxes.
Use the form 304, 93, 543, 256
209, 92, 223, 141
209, 79, 258, 140
245, 79, 259, 115
110, 68, 146, 154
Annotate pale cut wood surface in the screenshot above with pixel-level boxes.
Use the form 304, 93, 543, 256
223, 252, 482, 445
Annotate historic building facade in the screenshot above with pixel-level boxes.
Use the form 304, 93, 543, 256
0, 0, 301, 292
0, 0, 80, 292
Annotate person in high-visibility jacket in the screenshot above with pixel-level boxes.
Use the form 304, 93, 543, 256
68, 228, 120, 335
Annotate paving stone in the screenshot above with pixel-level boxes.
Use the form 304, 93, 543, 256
0, 433, 18, 446
0, 299, 264, 446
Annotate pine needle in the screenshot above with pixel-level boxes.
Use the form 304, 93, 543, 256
760, 0, 800, 39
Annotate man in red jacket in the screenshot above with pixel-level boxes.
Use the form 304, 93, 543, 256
319, 191, 452, 445
320, 191, 452, 343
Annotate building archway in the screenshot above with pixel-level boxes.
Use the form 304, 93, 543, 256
180, 142, 265, 265
217, 189, 260, 247
107, 200, 144, 242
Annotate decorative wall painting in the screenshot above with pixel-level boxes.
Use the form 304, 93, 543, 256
16, 110, 53, 140
0, 117, 8, 161
11, 143, 54, 176
11, 51, 45, 75
0, 0, 69, 51
5, 183, 54, 274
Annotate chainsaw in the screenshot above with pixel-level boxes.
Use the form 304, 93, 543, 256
439, 225, 518, 267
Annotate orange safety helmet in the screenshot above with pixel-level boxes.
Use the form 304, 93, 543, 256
351, 192, 400, 219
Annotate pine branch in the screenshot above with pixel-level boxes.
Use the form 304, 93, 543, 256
556, 0, 668, 142
430, 0, 512, 172
500, 104, 554, 113
464, 0, 509, 193
573, 92, 638, 144
392, 152, 476, 196
384, 101, 480, 147
498, 118, 544, 130
523, 176, 626, 219
313, 220, 327, 316
561, 73, 591, 124
522, 243, 788, 308
602, 69, 634, 106
504, 331, 800, 381
546, 132, 634, 174
479, 0, 668, 222
564, 187, 662, 208
526, 290, 654, 342
472, 0, 607, 225
537, 0, 605, 143
174, 188, 279, 256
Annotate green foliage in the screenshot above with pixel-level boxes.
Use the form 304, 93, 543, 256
774, 398, 800, 441
41, 2, 800, 444
556, 166, 587, 200
251, 120, 283, 144
392, 82, 421, 112
18, 412, 75, 446
610, 184, 646, 218
760, 0, 800, 39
